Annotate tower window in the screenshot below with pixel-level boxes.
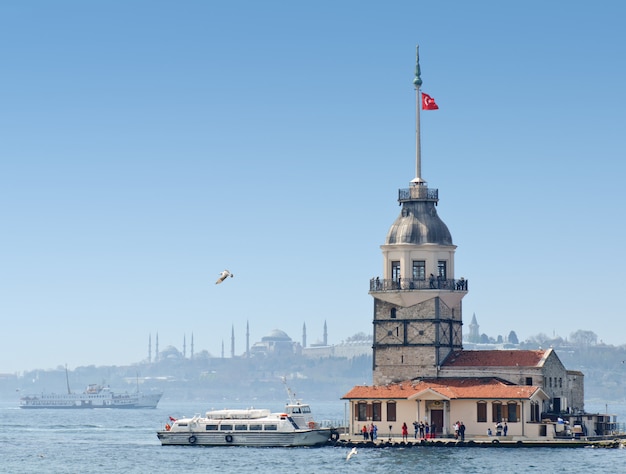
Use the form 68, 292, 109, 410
391, 261, 401, 282
437, 261, 447, 280
412, 261, 425, 280
390, 308, 396, 319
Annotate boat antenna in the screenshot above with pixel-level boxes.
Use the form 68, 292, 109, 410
65, 364, 71, 395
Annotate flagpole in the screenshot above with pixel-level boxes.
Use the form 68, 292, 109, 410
412, 45, 423, 184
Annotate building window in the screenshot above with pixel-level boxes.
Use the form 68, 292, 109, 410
390, 308, 396, 319
386, 402, 397, 422
477, 401, 487, 422
507, 402, 519, 422
372, 402, 382, 422
391, 261, 401, 283
412, 261, 425, 280
530, 402, 540, 422
492, 401, 502, 423
526, 377, 532, 386
437, 261, 447, 280
357, 402, 367, 421
559, 378, 562, 388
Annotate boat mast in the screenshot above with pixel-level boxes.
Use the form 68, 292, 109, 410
65, 364, 71, 395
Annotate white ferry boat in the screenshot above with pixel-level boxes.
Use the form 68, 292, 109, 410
157, 384, 339, 447
20, 383, 162, 409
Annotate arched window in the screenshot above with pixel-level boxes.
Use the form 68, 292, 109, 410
477, 401, 487, 422
492, 401, 502, 423
386, 401, 397, 422
357, 402, 367, 421
372, 401, 382, 421
507, 401, 520, 422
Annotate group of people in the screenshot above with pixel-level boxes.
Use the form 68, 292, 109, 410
453, 421, 466, 440
361, 423, 378, 441
411, 420, 431, 439
487, 421, 508, 436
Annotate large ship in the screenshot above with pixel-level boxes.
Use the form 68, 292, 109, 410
20, 383, 162, 408
19, 369, 162, 408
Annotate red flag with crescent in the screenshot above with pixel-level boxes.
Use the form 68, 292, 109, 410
422, 93, 439, 110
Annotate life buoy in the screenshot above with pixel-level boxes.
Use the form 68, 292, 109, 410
330, 431, 340, 442
225, 434, 233, 443
308, 421, 316, 429
491, 439, 500, 445
188, 435, 197, 444
165, 423, 171, 431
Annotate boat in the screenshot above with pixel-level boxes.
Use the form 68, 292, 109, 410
19, 383, 163, 409
157, 381, 339, 447
19, 368, 162, 409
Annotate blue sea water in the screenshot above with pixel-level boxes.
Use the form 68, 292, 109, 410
2, 400, 626, 474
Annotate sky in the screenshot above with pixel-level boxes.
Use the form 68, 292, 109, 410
2, 0, 625, 373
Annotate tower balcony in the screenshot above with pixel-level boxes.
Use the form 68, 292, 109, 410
369, 277, 468, 293
398, 186, 438, 202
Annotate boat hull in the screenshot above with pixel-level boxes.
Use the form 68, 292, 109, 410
157, 428, 332, 447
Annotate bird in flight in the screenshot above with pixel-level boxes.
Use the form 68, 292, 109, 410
216, 269, 234, 284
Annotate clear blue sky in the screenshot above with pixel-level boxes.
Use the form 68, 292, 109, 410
2, 1, 625, 373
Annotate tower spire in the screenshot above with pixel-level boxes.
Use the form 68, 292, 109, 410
412, 45, 425, 185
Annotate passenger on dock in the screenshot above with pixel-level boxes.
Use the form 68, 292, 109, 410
459, 422, 466, 441
454, 421, 459, 439
419, 421, 425, 439
503, 422, 508, 436
373, 424, 378, 440
429, 274, 436, 288
413, 421, 419, 439
369, 423, 375, 441
424, 422, 429, 439
362, 425, 368, 440
487, 428, 492, 436
401, 422, 408, 442
495, 422, 503, 436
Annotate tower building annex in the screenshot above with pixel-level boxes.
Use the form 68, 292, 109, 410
343, 48, 586, 439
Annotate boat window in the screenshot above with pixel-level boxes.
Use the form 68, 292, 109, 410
291, 407, 301, 413
302, 407, 311, 413
220, 424, 233, 431
205, 425, 218, 431
235, 424, 247, 431
249, 424, 262, 431
264, 424, 278, 431
178, 423, 188, 427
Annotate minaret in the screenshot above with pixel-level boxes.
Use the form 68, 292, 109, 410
246, 321, 250, 358
221, 339, 224, 358
231, 325, 235, 358
148, 333, 152, 363
302, 322, 307, 348
155, 332, 159, 362
370, 46, 467, 385
323, 320, 328, 346
183, 334, 187, 358
191, 332, 195, 360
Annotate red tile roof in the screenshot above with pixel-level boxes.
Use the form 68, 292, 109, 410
342, 378, 543, 401
442, 350, 548, 367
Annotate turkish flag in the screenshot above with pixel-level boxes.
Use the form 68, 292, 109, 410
422, 93, 439, 110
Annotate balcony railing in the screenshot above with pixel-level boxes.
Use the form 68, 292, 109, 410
369, 277, 468, 292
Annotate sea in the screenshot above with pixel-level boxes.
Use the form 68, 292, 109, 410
2, 399, 626, 474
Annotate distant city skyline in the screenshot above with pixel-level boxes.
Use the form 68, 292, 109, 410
2, 1, 625, 373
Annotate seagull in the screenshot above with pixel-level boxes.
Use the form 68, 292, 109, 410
216, 269, 234, 284
346, 446, 358, 460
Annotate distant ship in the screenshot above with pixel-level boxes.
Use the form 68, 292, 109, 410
19, 368, 162, 409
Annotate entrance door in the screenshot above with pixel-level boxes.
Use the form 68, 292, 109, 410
431, 409, 443, 435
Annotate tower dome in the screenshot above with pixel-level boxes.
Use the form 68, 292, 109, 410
385, 199, 452, 245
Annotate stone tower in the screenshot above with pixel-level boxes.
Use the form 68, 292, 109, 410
370, 47, 468, 385
468, 313, 480, 343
